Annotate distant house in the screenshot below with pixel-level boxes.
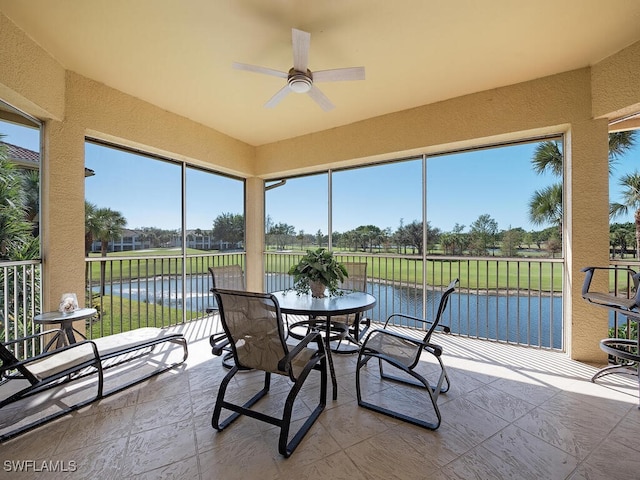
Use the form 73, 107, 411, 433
91, 228, 150, 253
185, 230, 213, 250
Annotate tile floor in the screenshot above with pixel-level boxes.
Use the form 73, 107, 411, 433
2, 316, 640, 480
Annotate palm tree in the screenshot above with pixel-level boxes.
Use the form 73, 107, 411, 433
610, 172, 640, 259
529, 183, 563, 236
84, 205, 126, 294
0, 142, 35, 260
85, 201, 99, 256
95, 208, 127, 256
529, 131, 637, 247
532, 131, 636, 177
531, 141, 563, 176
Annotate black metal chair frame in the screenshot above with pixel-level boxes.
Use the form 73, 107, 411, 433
356, 279, 457, 430
2, 326, 188, 441
1, 329, 103, 441
581, 266, 640, 406
210, 288, 328, 457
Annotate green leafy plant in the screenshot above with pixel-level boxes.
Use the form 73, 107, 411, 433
288, 248, 348, 297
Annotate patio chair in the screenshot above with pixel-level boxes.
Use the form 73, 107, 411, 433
1, 330, 103, 441
333, 262, 371, 350
356, 279, 458, 430
210, 288, 327, 457
581, 266, 640, 405
287, 262, 371, 353
207, 265, 245, 368
1, 326, 188, 441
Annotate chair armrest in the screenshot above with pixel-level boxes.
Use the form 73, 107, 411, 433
581, 266, 638, 295
385, 313, 432, 329
3, 329, 66, 347
362, 327, 425, 350
12, 340, 100, 371
423, 342, 444, 357
277, 331, 323, 372
210, 332, 230, 356
384, 314, 450, 335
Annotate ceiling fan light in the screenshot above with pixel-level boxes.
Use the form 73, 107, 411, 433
289, 77, 311, 93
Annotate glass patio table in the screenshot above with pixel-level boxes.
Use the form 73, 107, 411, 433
271, 290, 376, 400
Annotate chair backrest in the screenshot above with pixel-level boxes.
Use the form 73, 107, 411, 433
424, 279, 458, 341
212, 288, 289, 374
340, 262, 367, 292
209, 265, 245, 291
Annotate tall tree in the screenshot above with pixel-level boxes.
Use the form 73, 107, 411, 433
469, 214, 498, 256
610, 172, 640, 259
94, 208, 127, 256
529, 183, 563, 236
0, 142, 35, 260
528, 132, 637, 249
212, 212, 245, 249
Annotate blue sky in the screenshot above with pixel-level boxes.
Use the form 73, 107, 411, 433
2, 120, 639, 234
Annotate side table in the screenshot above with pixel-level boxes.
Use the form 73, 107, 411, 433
33, 307, 97, 350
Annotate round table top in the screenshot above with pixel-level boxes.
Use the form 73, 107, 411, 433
271, 290, 376, 317
34, 307, 97, 323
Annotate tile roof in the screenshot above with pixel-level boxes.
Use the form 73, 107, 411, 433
1, 141, 95, 176
1, 141, 39, 167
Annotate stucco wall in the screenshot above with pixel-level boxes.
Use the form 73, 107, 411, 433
592, 41, 640, 121
0, 13, 65, 120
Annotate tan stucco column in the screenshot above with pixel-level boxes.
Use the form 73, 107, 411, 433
244, 176, 265, 292
565, 119, 610, 363
41, 119, 87, 311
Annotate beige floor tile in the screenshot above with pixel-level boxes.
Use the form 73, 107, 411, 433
123, 420, 197, 476
3, 317, 639, 480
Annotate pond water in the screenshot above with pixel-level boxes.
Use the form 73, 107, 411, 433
94, 273, 563, 349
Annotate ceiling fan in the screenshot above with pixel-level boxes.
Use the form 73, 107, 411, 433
233, 28, 365, 111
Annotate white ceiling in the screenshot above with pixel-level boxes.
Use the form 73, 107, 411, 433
2, 0, 640, 146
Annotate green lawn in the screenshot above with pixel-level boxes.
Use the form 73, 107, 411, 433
87, 295, 196, 337
266, 253, 563, 291
87, 249, 565, 292
86, 248, 245, 281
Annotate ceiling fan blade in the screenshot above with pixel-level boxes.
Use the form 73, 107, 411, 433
313, 66, 365, 82
233, 62, 288, 78
265, 85, 292, 109
292, 28, 310, 72
308, 85, 335, 111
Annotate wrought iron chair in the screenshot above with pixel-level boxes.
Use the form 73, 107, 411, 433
356, 279, 458, 430
208, 265, 245, 368
210, 288, 327, 457
1, 330, 103, 441
581, 266, 640, 405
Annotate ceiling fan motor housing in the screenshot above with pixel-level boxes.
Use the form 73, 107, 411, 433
288, 68, 312, 93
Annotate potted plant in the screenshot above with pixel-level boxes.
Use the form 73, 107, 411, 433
288, 248, 348, 298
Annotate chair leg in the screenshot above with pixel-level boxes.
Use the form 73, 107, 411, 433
357, 352, 443, 430
212, 367, 271, 431
278, 355, 327, 457
377, 354, 449, 394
